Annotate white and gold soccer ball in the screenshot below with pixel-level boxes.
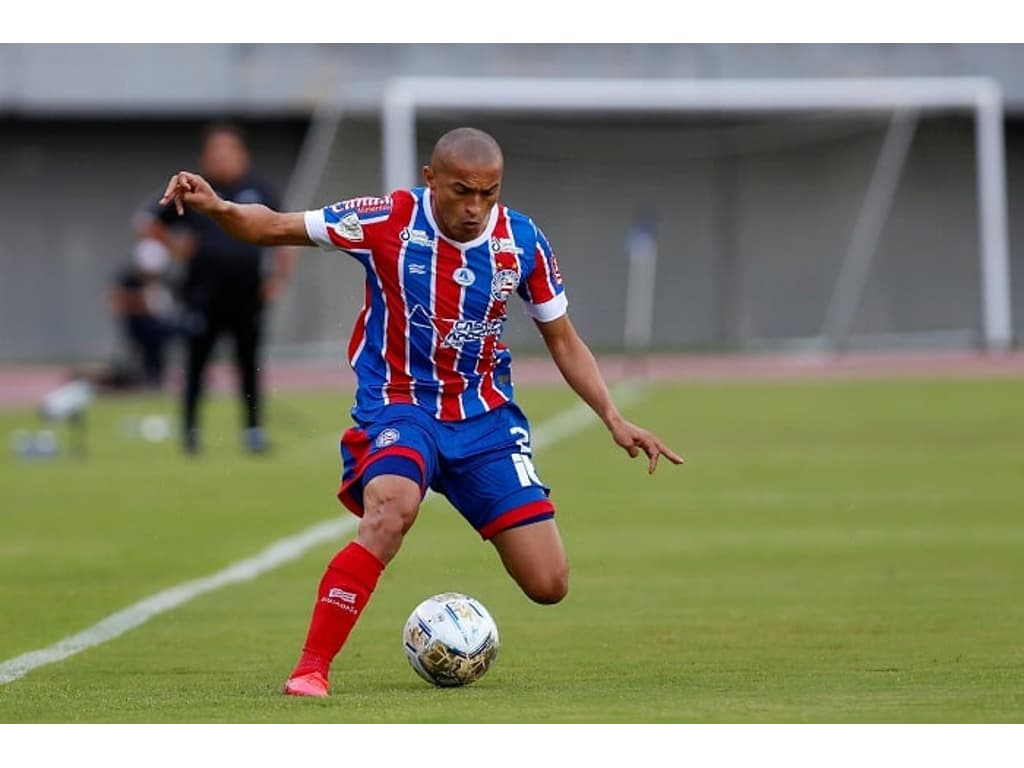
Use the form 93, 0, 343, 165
402, 592, 500, 687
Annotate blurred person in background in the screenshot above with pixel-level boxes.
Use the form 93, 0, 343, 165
106, 237, 178, 390
138, 121, 296, 455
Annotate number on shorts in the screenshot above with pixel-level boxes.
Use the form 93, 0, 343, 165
508, 427, 540, 487
509, 426, 532, 455
511, 453, 542, 487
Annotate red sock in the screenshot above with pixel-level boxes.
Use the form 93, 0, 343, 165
290, 541, 385, 678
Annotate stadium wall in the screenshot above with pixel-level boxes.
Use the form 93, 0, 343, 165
1, 116, 1022, 361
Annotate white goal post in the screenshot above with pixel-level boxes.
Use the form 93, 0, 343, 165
370, 76, 1012, 353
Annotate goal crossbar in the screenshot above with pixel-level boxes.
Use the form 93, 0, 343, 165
375, 76, 1012, 352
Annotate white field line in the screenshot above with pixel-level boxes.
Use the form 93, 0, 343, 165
0, 385, 646, 685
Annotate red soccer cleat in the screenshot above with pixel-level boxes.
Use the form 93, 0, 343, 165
283, 670, 330, 698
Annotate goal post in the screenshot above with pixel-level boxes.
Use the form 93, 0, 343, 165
376, 76, 1012, 354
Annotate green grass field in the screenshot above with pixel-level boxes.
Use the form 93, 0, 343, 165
0, 378, 1022, 723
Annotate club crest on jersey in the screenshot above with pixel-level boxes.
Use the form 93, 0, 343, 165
399, 228, 434, 248
490, 268, 521, 301
375, 428, 400, 448
332, 212, 364, 242
490, 236, 523, 255
453, 267, 476, 287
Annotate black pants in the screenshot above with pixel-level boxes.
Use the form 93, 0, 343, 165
183, 304, 263, 434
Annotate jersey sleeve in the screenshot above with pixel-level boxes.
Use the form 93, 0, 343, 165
304, 194, 394, 253
517, 223, 568, 322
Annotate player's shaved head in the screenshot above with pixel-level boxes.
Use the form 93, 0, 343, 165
430, 127, 503, 171
423, 127, 504, 242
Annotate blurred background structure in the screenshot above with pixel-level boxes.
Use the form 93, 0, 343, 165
1, 43, 1022, 365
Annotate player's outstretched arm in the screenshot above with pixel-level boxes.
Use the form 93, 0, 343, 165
160, 171, 313, 247
534, 314, 684, 474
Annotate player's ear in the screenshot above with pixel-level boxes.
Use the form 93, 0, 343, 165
422, 165, 434, 187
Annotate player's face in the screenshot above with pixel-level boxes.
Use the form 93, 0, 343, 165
200, 132, 250, 186
424, 158, 502, 242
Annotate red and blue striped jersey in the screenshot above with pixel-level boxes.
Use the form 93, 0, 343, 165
304, 187, 567, 423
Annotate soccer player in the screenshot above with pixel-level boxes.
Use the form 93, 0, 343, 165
158, 127, 683, 697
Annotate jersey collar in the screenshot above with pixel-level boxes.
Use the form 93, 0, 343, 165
422, 187, 499, 251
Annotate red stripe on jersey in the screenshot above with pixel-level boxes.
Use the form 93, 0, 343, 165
376, 204, 415, 405
525, 241, 557, 304
433, 239, 466, 420
475, 209, 513, 411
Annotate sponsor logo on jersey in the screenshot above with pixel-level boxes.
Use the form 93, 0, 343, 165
408, 262, 428, 275
375, 427, 400, 448
330, 195, 392, 218
490, 236, 523, 255
400, 228, 434, 248
490, 268, 521, 301
453, 267, 476, 287
441, 318, 504, 350
332, 212, 364, 242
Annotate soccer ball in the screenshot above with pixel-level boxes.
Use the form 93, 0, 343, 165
402, 592, 500, 687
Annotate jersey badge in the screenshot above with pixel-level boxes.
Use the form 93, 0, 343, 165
490, 268, 521, 301
453, 267, 476, 287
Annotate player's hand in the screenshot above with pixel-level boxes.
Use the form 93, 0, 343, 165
159, 171, 221, 216
608, 418, 684, 474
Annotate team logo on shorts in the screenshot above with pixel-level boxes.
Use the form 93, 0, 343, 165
375, 428, 400, 448
490, 268, 521, 301
453, 267, 476, 286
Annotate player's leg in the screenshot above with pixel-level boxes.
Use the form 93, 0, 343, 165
490, 519, 569, 605
229, 306, 265, 452
285, 408, 438, 696
181, 309, 217, 454
437, 403, 568, 604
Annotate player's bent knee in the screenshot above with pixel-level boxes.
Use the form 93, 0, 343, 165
523, 565, 569, 605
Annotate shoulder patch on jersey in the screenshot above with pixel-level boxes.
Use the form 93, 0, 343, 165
332, 212, 364, 242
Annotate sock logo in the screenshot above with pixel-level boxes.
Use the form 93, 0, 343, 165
328, 588, 357, 604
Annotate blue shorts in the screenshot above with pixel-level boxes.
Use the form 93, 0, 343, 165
337, 402, 554, 540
